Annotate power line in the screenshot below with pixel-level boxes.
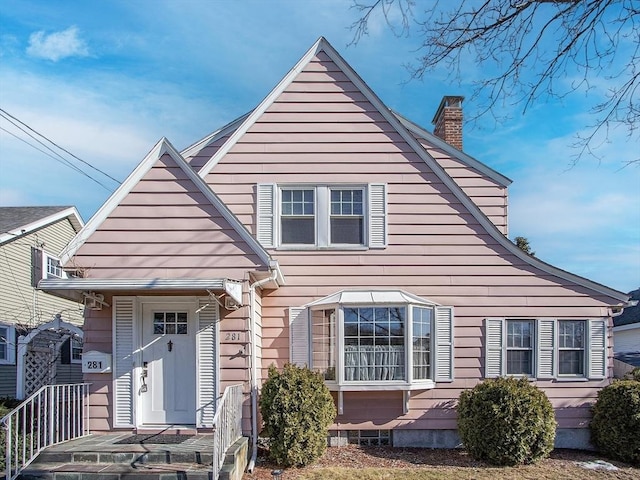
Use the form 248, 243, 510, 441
0, 107, 122, 189
0, 125, 88, 178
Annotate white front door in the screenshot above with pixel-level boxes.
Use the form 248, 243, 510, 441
140, 301, 196, 425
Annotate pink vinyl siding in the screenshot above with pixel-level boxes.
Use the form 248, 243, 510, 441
200, 53, 618, 432
72, 152, 264, 279
185, 135, 232, 170
420, 142, 509, 235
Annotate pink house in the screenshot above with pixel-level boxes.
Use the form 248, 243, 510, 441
41, 37, 630, 452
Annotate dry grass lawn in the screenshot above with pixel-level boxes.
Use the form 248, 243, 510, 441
243, 446, 640, 479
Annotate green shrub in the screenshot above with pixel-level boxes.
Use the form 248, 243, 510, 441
457, 377, 556, 466
259, 363, 336, 467
625, 367, 640, 382
591, 379, 640, 465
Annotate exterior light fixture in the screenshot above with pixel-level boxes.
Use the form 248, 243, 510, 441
271, 470, 283, 479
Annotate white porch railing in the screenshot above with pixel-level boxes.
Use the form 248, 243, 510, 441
212, 384, 243, 480
1, 383, 91, 480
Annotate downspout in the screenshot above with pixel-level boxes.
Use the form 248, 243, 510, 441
247, 266, 278, 472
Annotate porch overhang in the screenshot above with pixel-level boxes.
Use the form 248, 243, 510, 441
38, 278, 241, 304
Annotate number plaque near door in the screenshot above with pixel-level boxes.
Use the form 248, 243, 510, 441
82, 350, 112, 373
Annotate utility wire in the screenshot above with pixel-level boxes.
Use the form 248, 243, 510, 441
0, 126, 88, 178
0, 107, 122, 189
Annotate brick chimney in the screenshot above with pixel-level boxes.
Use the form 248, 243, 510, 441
432, 95, 464, 151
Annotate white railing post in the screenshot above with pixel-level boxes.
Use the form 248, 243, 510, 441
0, 383, 91, 480
211, 384, 244, 480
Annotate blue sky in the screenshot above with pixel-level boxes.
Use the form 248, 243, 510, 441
1, 1, 638, 293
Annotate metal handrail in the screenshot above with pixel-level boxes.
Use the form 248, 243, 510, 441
212, 384, 243, 480
1, 383, 91, 480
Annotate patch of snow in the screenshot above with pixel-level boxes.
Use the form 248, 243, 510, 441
576, 460, 619, 471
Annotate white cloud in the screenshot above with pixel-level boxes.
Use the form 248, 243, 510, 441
27, 26, 89, 61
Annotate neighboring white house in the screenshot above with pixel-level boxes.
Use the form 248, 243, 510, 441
613, 288, 640, 355
0, 206, 85, 398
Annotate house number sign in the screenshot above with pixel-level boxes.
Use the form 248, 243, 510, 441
225, 332, 246, 343
82, 351, 112, 373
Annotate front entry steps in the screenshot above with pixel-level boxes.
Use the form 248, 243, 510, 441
17, 434, 216, 480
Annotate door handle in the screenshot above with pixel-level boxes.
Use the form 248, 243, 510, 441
140, 361, 148, 393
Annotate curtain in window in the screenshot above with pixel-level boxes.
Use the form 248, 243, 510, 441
344, 345, 404, 381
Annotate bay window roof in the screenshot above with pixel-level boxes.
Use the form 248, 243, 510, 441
306, 289, 439, 308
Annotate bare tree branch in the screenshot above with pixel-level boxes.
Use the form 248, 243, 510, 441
349, 0, 640, 166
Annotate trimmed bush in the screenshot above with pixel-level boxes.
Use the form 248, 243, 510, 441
259, 363, 336, 467
591, 379, 640, 465
457, 377, 556, 465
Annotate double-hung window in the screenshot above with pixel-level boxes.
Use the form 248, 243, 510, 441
257, 183, 386, 249
281, 189, 315, 245
330, 189, 364, 245
558, 320, 585, 376
506, 320, 534, 376
290, 290, 454, 390
485, 318, 605, 380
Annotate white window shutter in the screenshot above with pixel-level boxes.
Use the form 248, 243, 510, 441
368, 183, 387, 249
485, 318, 504, 378
257, 183, 276, 248
588, 319, 607, 379
197, 299, 218, 427
434, 306, 454, 382
289, 307, 310, 367
113, 297, 135, 428
536, 319, 555, 379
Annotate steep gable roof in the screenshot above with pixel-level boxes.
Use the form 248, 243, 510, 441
196, 36, 628, 304
392, 110, 512, 187
0, 206, 83, 245
59, 137, 272, 267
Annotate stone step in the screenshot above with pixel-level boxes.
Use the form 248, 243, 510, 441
18, 462, 212, 480
30, 450, 213, 466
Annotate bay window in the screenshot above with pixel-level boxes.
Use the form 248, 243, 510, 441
289, 290, 454, 390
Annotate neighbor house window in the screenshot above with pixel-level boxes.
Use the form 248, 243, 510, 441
46, 256, 63, 278
70, 338, 83, 363
506, 319, 534, 376
0, 324, 16, 365
558, 320, 585, 375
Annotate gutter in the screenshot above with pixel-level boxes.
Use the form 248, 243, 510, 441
247, 262, 280, 472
